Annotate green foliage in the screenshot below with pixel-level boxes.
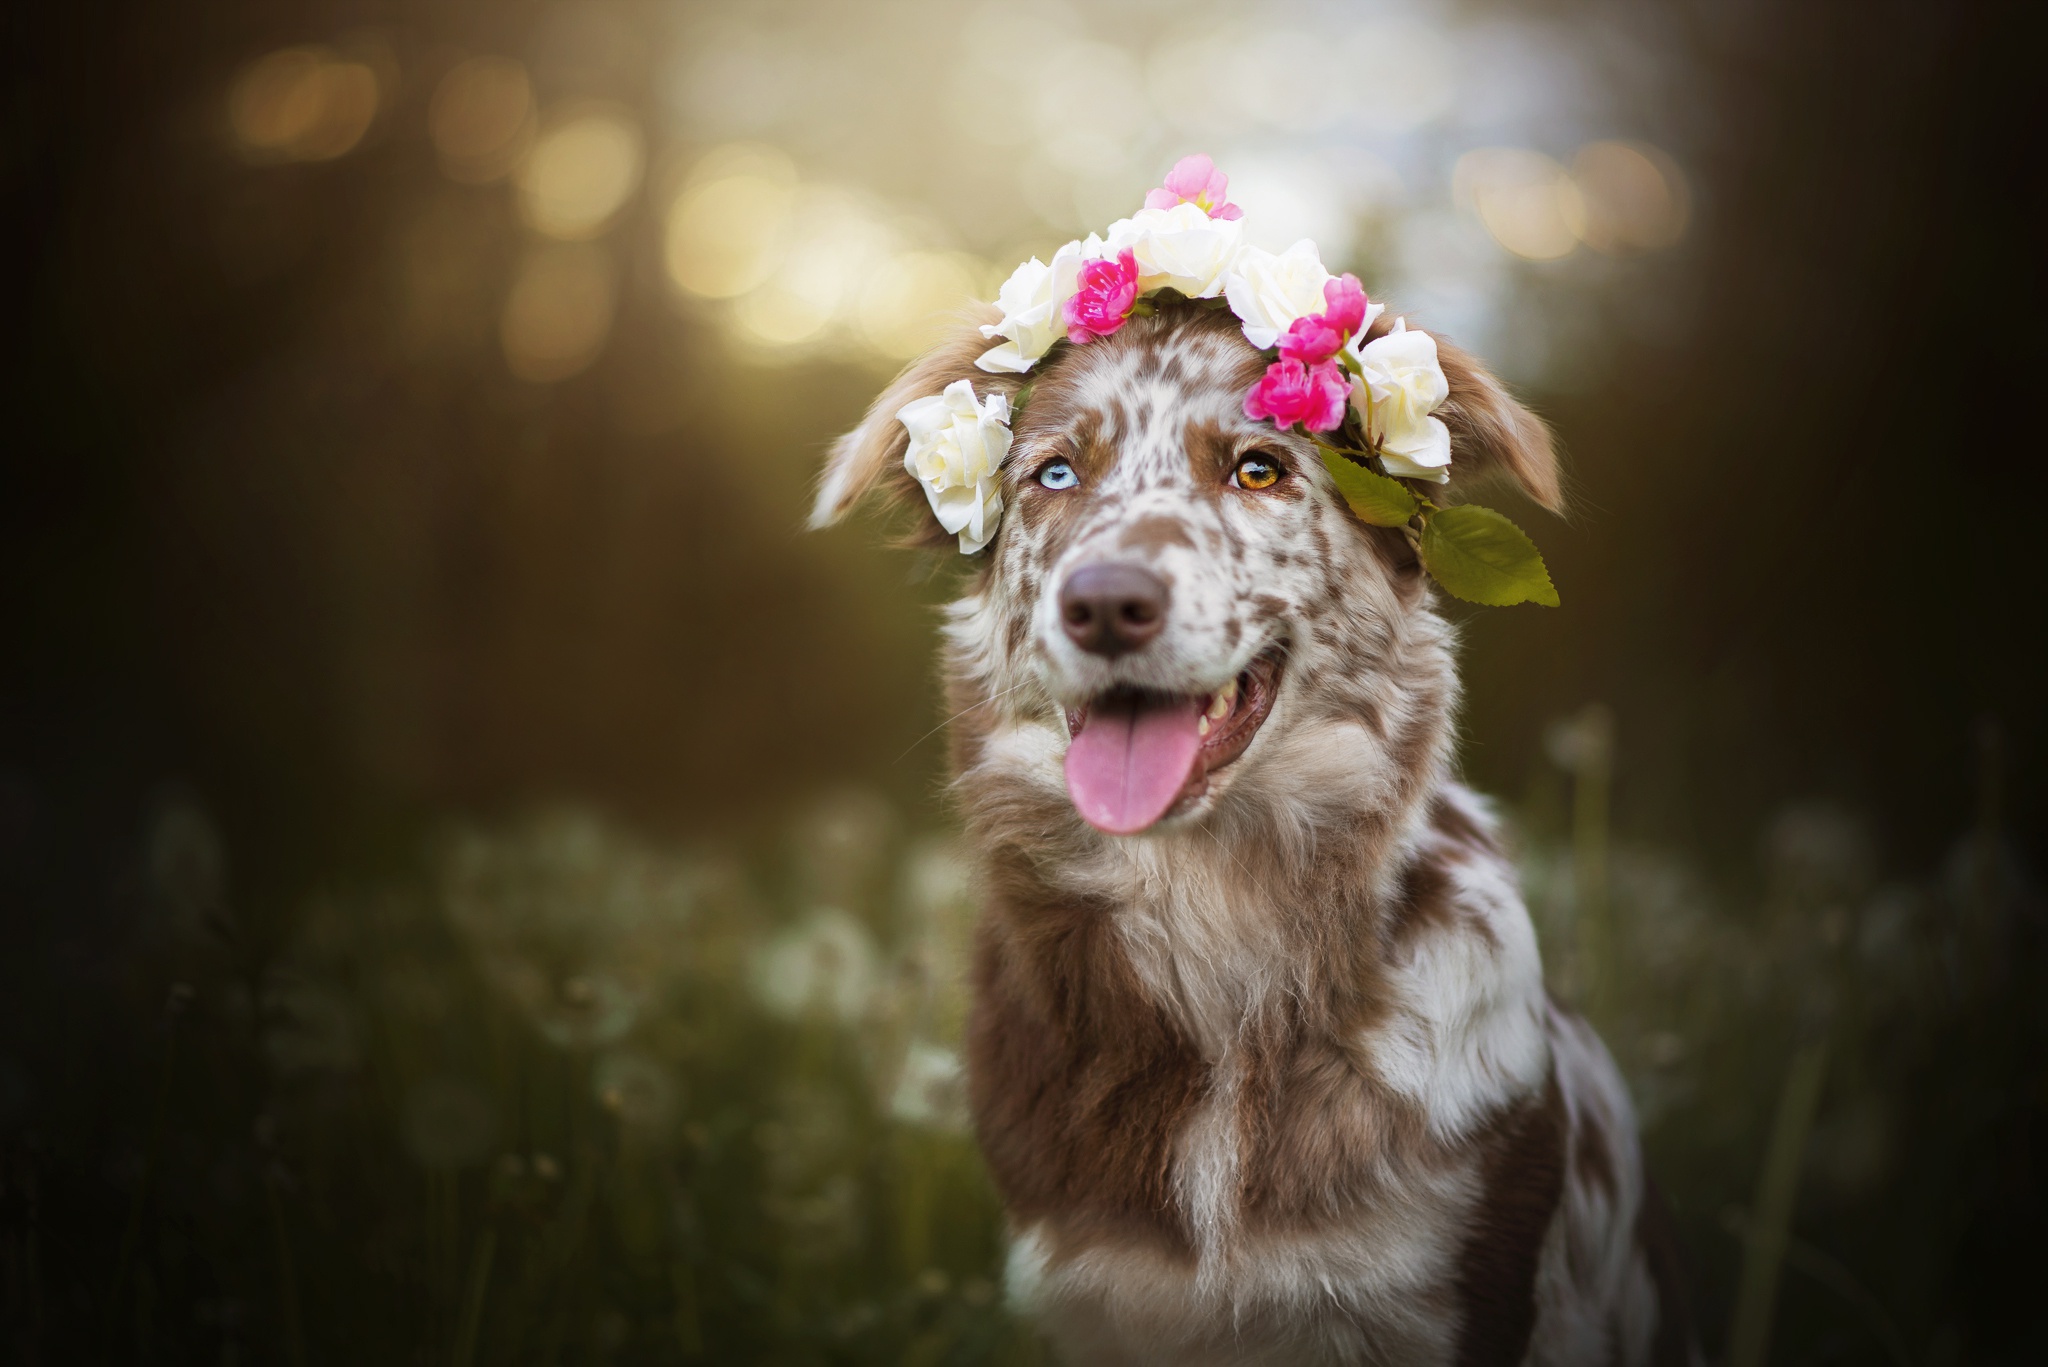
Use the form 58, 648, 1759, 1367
67, 804, 1045, 1366
1317, 447, 1419, 527
1419, 504, 1561, 607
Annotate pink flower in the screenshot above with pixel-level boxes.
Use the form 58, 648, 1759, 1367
1278, 314, 1345, 365
1143, 153, 1243, 221
1242, 358, 1350, 432
1063, 249, 1140, 344
1320, 274, 1369, 336
1272, 274, 1376, 367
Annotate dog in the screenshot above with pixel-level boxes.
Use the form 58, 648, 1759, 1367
812, 299, 1691, 1365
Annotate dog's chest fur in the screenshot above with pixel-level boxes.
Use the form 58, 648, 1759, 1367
962, 780, 1666, 1365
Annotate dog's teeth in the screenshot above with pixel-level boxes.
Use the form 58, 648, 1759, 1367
1198, 716, 1211, 737
1205, 693, 1230, 721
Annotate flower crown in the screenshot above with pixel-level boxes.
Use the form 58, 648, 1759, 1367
898, 154, 1556, 608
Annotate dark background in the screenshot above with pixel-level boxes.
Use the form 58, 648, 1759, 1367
3, 1, 2044, 1363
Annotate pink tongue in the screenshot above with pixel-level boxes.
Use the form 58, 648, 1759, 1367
1064, 694, 1205, 835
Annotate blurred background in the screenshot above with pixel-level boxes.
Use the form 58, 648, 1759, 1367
2, 0, 2043, 1363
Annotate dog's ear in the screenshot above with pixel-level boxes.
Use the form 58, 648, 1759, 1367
1433, 337, 1565, 514
808, 304, 1012, 545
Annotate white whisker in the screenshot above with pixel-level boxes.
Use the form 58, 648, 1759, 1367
891, 678, 1037, 765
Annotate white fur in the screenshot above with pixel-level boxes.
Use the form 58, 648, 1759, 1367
1363, 841, 1552, 1142
1008, 1165, 1477, 1367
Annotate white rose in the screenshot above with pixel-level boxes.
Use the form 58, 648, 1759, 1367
898, 378, 1011, 553
1352, 319, 1452, 482
1223, 239, 1333, 351
976, 236, 1103, 374
1105, 202, 1243, 300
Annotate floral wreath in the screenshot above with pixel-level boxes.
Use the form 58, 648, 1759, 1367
898, 154, 1556, 608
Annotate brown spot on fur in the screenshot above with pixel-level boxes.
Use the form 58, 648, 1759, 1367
1237, 1022, 1448, 1235
1014, 480, 1091, 550
1386, 844, 1461, 950
1432, 792, 1503, 857
966, 848, 1208, 1260
1118, 514, 1195, 555
1452, 1076, 1567, 1367
1181, 416, 1237, 483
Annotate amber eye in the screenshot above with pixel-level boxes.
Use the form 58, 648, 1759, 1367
1232, 454, 1282, 490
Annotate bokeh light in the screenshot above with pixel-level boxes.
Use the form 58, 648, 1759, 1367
859, 250, 987, 360
1455, 147, 1588, 261
228, 45, 379, 162
1572, 140, 1691, 253
499, 243, 616, 381
428, 56, 534, 185
515, 104, 645, 240
640, 6, 1693, 382
728, 187, 897, 348
663, 143, 800, 299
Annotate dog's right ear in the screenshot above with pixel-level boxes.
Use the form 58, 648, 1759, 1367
809, 305, 1010, 546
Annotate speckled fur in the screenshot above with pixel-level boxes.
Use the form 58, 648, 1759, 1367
814, 302, 1692, 1366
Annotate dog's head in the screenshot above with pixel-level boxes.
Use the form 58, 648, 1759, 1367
814, 300, 1560, 845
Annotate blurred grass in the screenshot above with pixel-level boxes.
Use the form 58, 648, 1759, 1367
3, 722, 2036, 1363
14, 798, 1048, 1364
1522, 712, 2042, 1366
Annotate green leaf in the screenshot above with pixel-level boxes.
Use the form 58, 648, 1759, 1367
1419, 504, 1560, 607
1319, 448, 1418, 527
1008, 383, 1035, 418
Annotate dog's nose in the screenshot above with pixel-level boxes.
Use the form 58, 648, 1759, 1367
1059, 563, 1169, 657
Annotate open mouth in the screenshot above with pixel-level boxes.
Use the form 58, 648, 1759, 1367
1061, 651, 1284, 835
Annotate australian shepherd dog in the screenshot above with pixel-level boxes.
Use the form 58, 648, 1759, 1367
812, 300, 1692, 1365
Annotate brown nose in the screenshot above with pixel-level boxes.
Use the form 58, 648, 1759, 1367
1060, 563, 1169, 657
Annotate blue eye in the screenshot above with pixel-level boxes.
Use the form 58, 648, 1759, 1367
1037, 461, 1079, 490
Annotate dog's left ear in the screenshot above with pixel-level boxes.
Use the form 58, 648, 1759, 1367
808, 304, 1011, 544
1434, 338, 1566, 515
